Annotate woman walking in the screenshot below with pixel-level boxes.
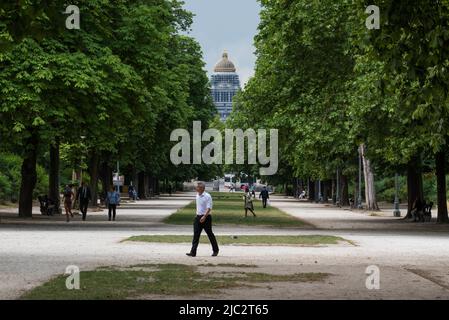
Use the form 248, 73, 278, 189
63, 184, 74, 222
106, 186, 121, 221
243, 190, 256, 218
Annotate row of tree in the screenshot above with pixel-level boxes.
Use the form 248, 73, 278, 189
228, 0, 449, 222
0, 0, 216, 216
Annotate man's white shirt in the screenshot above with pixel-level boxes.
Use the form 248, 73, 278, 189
196, 192, 213, 216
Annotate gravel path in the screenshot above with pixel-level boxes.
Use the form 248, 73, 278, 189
1, 193, 449, 300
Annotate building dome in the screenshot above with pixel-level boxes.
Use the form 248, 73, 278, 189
214, 51, 236, 72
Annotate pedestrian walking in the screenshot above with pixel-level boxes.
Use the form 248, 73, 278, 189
76, 182, 91, 221
186, 182, 219, 257
244, 190, 256, 217
128, 185, 135, 201
259, 186, 270, 208
63, 184, 74, 222
106, 186, 120, 221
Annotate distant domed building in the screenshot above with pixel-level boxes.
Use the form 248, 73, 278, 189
211, 51, 241, 121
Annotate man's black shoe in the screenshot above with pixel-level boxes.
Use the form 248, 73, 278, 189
211, 252, 219, 257
186, 253, 196, 257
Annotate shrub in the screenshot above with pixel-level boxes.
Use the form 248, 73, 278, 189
0, 153, 48, 202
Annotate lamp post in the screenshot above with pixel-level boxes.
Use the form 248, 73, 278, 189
318, 179, 323, 203
393, 173, 401, 217
307, 177, 310, 200
79, 135, 86, 187
116, 161, 120, 192
357, 146, 363, 209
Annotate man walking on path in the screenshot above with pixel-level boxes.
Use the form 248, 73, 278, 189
187, 182, 219, 257
106, 186, 121, 221
259, 186, 270, 208
76, 182, 91, 221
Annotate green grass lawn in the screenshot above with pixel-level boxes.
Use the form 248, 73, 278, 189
164, 192, 305, 227
22, 264, 329, 300
125, 235, 351, 246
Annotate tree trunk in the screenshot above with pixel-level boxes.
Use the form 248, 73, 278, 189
48, 140, 61, 214
340, 174, 350, 206
354, 173, 359, 208
132, 166, 139, 196
360, 144, 379, 211
19, 135, 38, 218
138, 172, 146, 199
323, 180, 329, 203
331, 179, 336, 204
99, 161, 112, 204
144, 173, 150, 198
435, 150, 449, 223
88, 151, 100, 207
155, 177, 159, 195
406, 157, 424, 218
149, 176, 154, 197
294, 178, 299, 198
308, 179, 315, 202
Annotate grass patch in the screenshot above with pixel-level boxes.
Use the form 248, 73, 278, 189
164, 191, 305, 227
21, 264, 329, 300
198, 263, 258, 268
0, 202, 17, 209
125, 235, 351, 246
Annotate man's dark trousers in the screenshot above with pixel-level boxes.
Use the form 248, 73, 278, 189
190, 215, 219, 255
80, 199, 89, 220
77, 186, 91, 221
262, 198, 268, 208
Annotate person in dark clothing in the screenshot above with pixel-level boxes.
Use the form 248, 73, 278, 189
259, 186, 270, 208
411, 197, 424, 222
128, 185, 135, 201
106, 186, 121, 221
76, 182, 92, 221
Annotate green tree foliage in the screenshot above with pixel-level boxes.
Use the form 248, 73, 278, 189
229, 0, 357, 202
0, 153, 47, 202
230, 0, 449, 220
0, 0, 214, 215
350, 0, 449, 221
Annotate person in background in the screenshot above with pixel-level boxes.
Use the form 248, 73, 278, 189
410, 197, 424, 222
128, 185, 135, 201
76, 182, 91, 221
167, 183, 172, 196
106, 186, 121, 221
63, 184, 74, 222
259, 186, 270, 208
244, 190, 256, 218
186, 182, 219, 257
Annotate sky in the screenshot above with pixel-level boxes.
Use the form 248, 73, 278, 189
182, 0, 262, 86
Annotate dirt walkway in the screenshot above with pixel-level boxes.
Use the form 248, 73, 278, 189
1, 193, 449, 300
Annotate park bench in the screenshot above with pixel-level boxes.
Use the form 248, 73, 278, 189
412, 201, 433, 222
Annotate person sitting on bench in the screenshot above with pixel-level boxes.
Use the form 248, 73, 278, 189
410, 197, 424, 222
